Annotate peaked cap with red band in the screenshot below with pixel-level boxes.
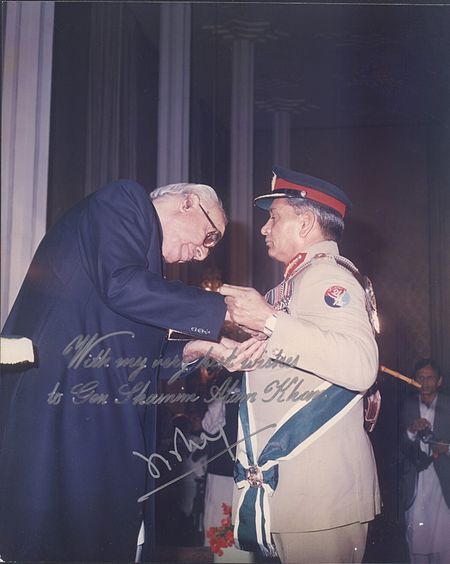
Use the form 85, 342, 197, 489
254, 165, 352, 218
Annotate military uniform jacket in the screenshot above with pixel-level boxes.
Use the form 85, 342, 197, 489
0, 180, 226, 561
233, 240, 381, 532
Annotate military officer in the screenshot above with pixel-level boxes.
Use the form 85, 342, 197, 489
220, 166, 381, 563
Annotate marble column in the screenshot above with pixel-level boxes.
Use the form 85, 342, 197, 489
157, 3, 191, 186
229, 38, 255, 286
1, 1, 55, 325
256, 96, 299, 287
256, 95, 298, 169
202, 20, 285, 286
157, 3, 191, 282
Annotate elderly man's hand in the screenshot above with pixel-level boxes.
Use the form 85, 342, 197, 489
219, 284, 275, 332
183, 336, 266, 372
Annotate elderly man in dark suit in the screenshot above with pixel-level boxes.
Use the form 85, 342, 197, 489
0, 179, 263, 562
400, 359, 450, 564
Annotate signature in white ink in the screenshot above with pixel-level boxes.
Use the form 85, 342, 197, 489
133, 422, 276, 502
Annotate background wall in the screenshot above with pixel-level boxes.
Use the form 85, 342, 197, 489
46, 3, 449, 376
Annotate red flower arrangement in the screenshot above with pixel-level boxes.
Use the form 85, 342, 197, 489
206, 503, 235, 556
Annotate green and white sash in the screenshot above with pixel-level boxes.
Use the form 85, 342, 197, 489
233, 376, 360, 556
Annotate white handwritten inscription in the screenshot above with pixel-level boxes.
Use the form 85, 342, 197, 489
47, 333, 313, 406
133, 422, 277, 502
62, 332, 148, 381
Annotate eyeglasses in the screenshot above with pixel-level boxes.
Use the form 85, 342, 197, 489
199, 204, 222, 248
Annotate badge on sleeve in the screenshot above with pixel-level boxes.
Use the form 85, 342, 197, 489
324, 285, 350, 308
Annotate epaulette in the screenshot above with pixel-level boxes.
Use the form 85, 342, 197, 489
291, 253, 380, 335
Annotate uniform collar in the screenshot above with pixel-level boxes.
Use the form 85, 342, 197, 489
284, 240, 339, 279
304, 240, 339, 259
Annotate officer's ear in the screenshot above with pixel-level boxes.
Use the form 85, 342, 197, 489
298, 209, 315, 238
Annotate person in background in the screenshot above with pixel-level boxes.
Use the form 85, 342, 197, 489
201, 367, 241, 547
401, 359, 450, 564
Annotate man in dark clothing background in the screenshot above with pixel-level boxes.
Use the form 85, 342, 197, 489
400, 359, 450, 563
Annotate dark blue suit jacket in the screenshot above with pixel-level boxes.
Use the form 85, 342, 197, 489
0, 180, 226, 561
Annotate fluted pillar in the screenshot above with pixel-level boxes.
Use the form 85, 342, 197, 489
256, 95, 300, 286
202, 20, 286, 286
229, 38, 255, 286
157, 3, 191, 186
256, 94, 299, 169
156, 3, 192, 282
1, 1, 55, 326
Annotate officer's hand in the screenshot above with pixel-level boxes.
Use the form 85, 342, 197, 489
432, 442, 449, 459
219, 284, 275, 332
408, 417, 431, 434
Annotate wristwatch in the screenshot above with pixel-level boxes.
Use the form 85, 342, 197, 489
263, 313, 278, 337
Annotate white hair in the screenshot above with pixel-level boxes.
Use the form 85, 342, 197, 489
149, 182, 225, 215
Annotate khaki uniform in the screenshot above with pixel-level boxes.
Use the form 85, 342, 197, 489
233, 240, 381, 562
